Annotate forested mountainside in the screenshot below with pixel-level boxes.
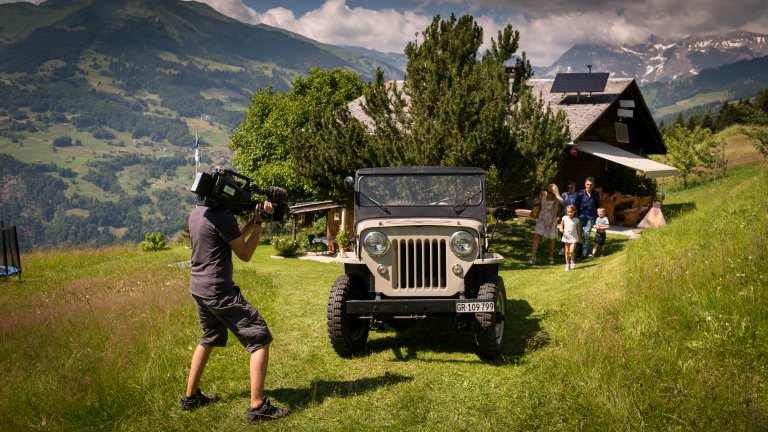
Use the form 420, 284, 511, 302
0, 0, 403, 250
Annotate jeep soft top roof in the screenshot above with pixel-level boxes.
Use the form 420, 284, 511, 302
356, 166, 485, 176
353, 166, 487, 224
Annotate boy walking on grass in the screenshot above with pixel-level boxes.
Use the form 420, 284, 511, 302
591, 207, 610, 258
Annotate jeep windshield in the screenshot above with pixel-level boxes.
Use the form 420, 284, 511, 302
359, 174, 484, 207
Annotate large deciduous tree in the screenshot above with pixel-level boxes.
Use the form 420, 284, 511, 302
664, 124, 725, 186
229, 68, 364, 202
292, 14, 569, 204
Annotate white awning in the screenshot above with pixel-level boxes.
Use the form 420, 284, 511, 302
574, 141, 678, 178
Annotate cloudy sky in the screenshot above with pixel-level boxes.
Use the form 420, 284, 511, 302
3, 0, 767, 65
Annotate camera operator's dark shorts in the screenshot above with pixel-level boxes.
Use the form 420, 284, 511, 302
594, 230, 606, 245
192, 287, 273, 353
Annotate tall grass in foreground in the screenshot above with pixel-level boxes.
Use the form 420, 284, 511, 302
0, 163, 766, 431
622, 165, 767, 428
0, 247, 196, 430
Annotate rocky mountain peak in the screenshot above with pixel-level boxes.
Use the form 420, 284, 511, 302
535, 30, 768, 84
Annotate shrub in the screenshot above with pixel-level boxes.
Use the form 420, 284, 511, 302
336, 228, 349, 251
140, 232, 166, 251
271, 235, 300, 257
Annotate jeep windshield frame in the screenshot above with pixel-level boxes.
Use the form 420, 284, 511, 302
354, 166, 486, 225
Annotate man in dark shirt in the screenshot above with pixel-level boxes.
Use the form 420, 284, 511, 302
574, 177, 601, 258
181, 194, 290, 424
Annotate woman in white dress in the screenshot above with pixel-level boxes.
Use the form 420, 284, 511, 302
527, 184, 563, 265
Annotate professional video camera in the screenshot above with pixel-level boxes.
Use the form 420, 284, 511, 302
190, 168, 288, 221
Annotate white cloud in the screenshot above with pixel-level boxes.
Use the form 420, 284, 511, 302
188, 0, 661, 65
188, 0, 263, 23
464, 11, 650, 66
189, 0, 432, 53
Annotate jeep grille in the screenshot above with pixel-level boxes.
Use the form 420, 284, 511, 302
393, 239, 447, 290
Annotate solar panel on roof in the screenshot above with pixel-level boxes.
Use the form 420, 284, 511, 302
550, 72, 609, 93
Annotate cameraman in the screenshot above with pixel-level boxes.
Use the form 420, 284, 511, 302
181, 188, 290, 424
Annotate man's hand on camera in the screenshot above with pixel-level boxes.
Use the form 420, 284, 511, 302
253, 201, 274, 222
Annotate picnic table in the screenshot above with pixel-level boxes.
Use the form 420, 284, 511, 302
600, 193, 654, 226
600, 193, 636, 222
311, 236, 336, 254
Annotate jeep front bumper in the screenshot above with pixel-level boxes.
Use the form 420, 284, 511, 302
345, 298, 493, 314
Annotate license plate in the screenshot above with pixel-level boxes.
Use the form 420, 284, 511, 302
455, 301, 495, 313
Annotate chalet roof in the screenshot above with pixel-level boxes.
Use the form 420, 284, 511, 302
527, 78, 633, 142
289, 200, 340, 214
527, 77, 667, 154
347, 80, 407, 133
347, 77, 667, 155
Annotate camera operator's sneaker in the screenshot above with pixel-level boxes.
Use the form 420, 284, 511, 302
247, 398, 290, 424
181, 388, 218, 411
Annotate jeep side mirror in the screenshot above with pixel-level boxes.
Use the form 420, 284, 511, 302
343, 176, 354, 192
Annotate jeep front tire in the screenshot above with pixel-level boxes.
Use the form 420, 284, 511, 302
327, 274, 370, 356
474, 275, 506, 359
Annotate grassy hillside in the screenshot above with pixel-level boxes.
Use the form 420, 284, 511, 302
1, 162, 766, 430
652, 90, 729, 119
721, 125, 767, 167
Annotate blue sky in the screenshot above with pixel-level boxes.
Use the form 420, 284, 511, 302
3, 0, 767, 65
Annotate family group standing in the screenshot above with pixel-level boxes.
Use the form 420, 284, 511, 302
528, 177, 608, 270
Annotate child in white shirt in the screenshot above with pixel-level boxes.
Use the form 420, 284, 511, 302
559, 205, 582, 271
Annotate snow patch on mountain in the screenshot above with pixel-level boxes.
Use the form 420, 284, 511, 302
534, 31, 768, 84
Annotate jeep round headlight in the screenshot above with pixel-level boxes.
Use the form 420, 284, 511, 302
363, 231, 390, 257
450, 231, 476, 257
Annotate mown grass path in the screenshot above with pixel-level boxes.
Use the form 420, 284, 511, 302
1, 162, 766, 431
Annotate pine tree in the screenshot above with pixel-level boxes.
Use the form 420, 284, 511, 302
754, 89, 768, 114
700, 111, 715, 131
294, 14, 569, 201
715, 101, 738, 131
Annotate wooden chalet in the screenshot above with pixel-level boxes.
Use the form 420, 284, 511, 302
527, 73, 678, 225
527, 73, 677, 191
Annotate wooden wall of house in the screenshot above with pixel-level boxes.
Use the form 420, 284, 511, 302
325, 208, 353, 237
553, 100, 644, 194
555, 152, 606, 191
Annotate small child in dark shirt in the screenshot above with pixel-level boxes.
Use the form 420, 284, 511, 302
591, 207, 610, 258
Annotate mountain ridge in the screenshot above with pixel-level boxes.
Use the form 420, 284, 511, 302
533, 30, 768, 84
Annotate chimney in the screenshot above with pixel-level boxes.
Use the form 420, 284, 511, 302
505, 66, 516, 95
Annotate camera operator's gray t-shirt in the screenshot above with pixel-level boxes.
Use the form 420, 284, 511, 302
188, 206, 242, 298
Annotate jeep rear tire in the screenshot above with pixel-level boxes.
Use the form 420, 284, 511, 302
474, 276, 506, 360
327, 274, 370, 356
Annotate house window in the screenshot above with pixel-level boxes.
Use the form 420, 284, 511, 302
615, 122, 629, 143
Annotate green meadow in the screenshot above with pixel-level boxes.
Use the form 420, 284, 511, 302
1, 162, 766, 431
